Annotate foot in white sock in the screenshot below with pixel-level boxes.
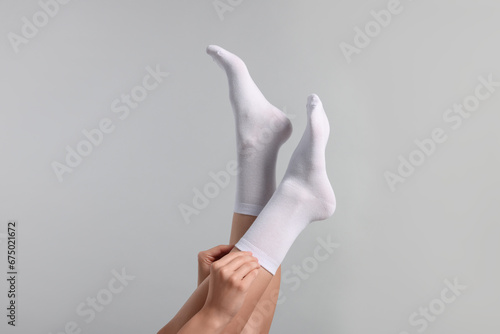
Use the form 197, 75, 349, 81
207, 45, 292, 216
235, 94, 336, 274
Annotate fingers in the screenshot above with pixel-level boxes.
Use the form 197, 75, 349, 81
218, 253, 260, 293
223, 253, 258, 274
212, 250, 252, 268
207, 244, 234, 259
240, 267, 260, 290
233, 260, 261, 280
198, 245, 234, 265
209, 251, 261, 296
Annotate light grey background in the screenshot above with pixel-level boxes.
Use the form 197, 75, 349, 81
1, 0, 499, 333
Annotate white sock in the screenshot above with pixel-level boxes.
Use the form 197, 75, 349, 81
206, 45, 292, 216
235, 94, 336, 275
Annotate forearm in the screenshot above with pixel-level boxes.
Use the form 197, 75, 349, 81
178, 307, 231, 334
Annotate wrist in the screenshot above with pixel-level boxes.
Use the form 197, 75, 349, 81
199, 305, 233, 329
198, 272, 209, 286
198, 265, 209, 286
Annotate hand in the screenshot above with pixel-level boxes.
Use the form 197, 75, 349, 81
198, 244, 234, 286
202, 251, 260, 324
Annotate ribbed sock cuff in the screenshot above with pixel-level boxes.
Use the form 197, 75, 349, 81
235, 237, 280, 275
234, 202, 264, 217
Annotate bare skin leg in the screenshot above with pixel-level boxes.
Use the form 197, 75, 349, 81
223, 213, 281, 334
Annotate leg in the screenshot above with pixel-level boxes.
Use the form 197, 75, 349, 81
206, 45, 292, 332
224, 214, 282, 334
206, 45, 292, 216
235, 94, 336, 274
226, 94, 336, 332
